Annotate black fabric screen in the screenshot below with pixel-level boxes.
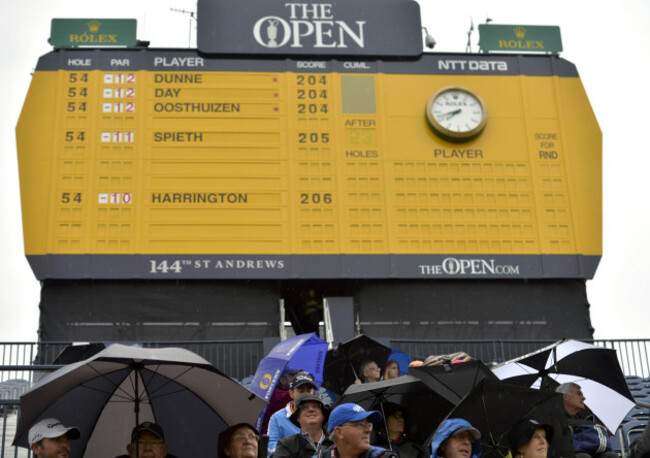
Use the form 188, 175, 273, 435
355, 279, 594, 339
39, 280, 281, 341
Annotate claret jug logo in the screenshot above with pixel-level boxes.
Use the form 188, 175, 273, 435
253, 2, 365, 49
260, 373, 273, 390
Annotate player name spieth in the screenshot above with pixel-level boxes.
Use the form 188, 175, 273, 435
418, 258, 521, 276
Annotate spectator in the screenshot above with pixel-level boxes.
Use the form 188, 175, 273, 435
630, 419, 650, 458
556, 382, 617, 458
273, 393, 332, 458
29, 417, 80, 458
354, 361, 381, 385
320, 403, 397, 458
508, 418, 554, 458
430, 418, 481, 458
262, 369, 299, 434
371, 403, 425, 458
268, 373, 318, 455
120, 422, 171, 458
220, 423, 263, 458
382, 361, 400, 381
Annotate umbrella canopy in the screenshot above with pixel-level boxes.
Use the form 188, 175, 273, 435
408, 359, 499, 403
448, 378, 574, 458
323, 335, 392, 394
14, 344, 266, 458
491, 339, 635, 432
386, 348, 411, 377
337, 374, 455, 446
248, 333, 328, 428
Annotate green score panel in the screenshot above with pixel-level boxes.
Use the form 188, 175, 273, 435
16, 51, 601, 280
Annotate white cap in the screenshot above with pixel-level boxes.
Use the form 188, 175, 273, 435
29, 418, 81, 445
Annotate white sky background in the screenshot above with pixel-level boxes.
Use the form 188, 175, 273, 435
0, 0, 648, 341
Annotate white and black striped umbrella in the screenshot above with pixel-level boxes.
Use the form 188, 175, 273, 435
491, 339, 635, 432
14, 344, 266, 458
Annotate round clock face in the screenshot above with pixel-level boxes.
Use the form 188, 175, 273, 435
426, 86, 488, 141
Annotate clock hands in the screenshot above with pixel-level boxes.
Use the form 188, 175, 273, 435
438, 108, 462, 121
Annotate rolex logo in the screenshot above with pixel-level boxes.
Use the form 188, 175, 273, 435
87, 20, 101, 33
513, 26, 526, 39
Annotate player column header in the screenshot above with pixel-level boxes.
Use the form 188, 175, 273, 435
197, 0, 423, 56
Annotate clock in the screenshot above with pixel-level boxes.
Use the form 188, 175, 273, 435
425, 86, 488, 142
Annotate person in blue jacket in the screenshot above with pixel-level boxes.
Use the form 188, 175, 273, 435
267, 373, 318, 456
430, 418, 481, 458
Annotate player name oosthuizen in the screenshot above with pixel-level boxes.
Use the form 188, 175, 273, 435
152, 102, 240, 112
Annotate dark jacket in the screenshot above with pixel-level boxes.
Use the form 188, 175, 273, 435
318, 444, 398, 458
372, 433, 426, 458
274, 431, 333, 458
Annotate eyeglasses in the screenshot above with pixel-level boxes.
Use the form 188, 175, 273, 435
232, 434, 260, 443
367, 367, 380, 371
342, 421, 373, 430
134, 440, 164, 446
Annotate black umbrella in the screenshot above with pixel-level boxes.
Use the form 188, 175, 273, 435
323, 335, 392, 394
337, 374, 455, 446
491, 339, 635, 432
14, 344, 266, 458
52, 343, 106, 365
447, 378, 574, 458
408, 359, 499, 403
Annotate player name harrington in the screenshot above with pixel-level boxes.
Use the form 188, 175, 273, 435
151, 193, 248, 203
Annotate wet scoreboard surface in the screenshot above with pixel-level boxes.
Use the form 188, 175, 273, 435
16, 49, 601, 280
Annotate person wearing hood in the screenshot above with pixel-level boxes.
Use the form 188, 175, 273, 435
273, 394, 332, 458
429, 418, 481, 458
508, 418, 554, 458
219, 423, 264, 458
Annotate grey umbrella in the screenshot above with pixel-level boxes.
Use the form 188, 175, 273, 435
14, 344, 266, 458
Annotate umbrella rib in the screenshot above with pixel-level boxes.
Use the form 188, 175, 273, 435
81, 361, 140, 402
140, 363, 196, 401
480, 392, 502, 453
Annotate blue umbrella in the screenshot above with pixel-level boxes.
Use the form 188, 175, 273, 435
249, 333, 328, 429
386, 348, 412, 376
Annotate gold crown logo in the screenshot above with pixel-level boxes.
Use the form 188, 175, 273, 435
513, 26, 526, 39
87, 20, 101, 33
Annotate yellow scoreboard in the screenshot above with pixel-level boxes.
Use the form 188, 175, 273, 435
16, 49, 601, 280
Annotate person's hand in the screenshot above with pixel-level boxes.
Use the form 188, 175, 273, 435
353, 378, 362, 385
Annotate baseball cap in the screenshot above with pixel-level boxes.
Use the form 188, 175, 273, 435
507, 418, 553, 454
290, 373, 317, 390
290, 393, 329, 427
451, 426, 481, 441
328, 403, 382, 431
131, 422, 165, 442
29, 418, 81, 445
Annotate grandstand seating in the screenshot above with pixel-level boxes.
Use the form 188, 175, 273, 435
621, 420, 647, 456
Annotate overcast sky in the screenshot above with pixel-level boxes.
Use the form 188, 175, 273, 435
1, 0, 648, 341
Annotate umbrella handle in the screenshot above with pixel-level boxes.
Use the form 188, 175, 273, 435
350, 363, 359, 381
378, 402, 394, 451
